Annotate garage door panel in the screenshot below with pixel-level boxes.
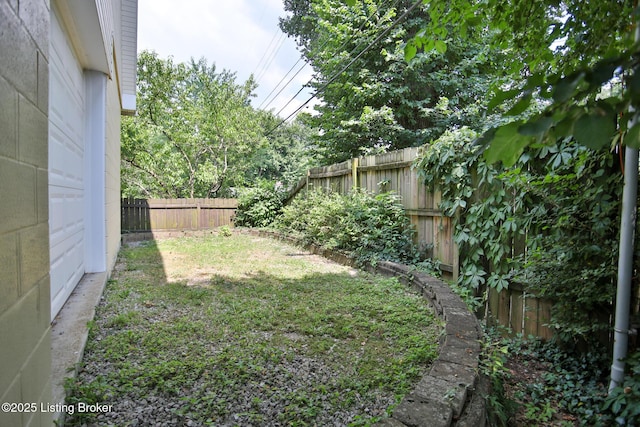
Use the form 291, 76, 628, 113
49, 230, 84, 316
48, 126, 83, 189
49, 9, 85, 320
49, 188, 83, 247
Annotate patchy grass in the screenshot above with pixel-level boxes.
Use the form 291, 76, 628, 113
65, 233, 443, 426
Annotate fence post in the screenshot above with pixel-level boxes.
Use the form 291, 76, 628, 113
196, 200, 201, 230
352, 157, 359, 191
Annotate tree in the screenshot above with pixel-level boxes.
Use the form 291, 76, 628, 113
243, 112, 317, 189
403, 0, 636, 164
122, 51, 263, 198
280, 0, 502, 163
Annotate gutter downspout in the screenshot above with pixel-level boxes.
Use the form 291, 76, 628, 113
609, 10, 640, 394
609, 142, 639, 392
609, 92, 640, 391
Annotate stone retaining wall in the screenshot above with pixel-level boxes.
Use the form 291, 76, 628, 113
251, 230, 487, 427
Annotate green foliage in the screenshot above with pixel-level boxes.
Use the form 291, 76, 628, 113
121, 52, 316, 198
405, 0, 636, 164
416, 127, 624, 342
280, 0, 500, 163
479, 332, 517, 427
276, 189, 419, 265
218, 225, 232, 237
603, 351, 640, 425
245, 113, 318, 190
488, 331, 615, 426
233, 181, 286, 228
122, 51, 261, 198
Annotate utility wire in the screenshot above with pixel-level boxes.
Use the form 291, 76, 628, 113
258, 57, 308, 109
260, 0, 400, 112
251, 28, 280, 77
255, 32, 287, 83
265, 0, 422, 136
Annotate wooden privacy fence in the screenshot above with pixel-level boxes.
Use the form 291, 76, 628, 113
121, 198, 237, 232
287, 146, 562, 341
289, 147, 459, 279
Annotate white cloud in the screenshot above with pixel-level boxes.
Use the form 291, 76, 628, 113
137, 0, 316, 119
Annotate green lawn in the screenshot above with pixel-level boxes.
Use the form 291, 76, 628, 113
65, 232, 442, 426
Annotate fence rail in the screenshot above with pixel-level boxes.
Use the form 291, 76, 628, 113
295, 147, 459, 278
287, 146, 565, 341
121, 198, 237, 232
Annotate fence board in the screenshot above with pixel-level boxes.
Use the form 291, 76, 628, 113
286, 145, 565, 342
298, 147, 457, 279
121, 198, 238, 232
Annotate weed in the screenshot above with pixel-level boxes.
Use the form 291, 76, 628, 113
218, 225, 232, 237
65, 234, 442, 426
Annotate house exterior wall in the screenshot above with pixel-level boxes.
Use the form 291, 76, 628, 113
1, 0, 136, 423
0, 0, 53, 426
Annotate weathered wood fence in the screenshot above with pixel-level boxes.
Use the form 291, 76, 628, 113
289, 147, 459, 279
121, 198, 237, 232
287, 146, 560, 340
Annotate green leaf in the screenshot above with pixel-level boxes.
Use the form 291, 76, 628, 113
404, 41, 417, 61
625, 123, 640, 149
487, 88, 520, 111
483, 122, 533, 166
573, 111, 615, 150
586, 62, 617, 87
434, 40, 447, 54
550, 117, 576, 139
518, 116, 553, 137
344, 0, 356, 6
552, 72, 585, 103
505, 94, 532, 116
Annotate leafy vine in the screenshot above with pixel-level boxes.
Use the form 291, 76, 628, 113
415, 127, 625, 342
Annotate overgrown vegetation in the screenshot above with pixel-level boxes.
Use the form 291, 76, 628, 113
280, 0, 501, 163
275, 189, 420, 266
415, 127, 627, 344
233, 180, 286, 227
65, 234, 442, 426
480, 329, 640, 426
121, 52, 316, 199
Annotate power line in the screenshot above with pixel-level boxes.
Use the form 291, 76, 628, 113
255, 32, 287, 83
251, 28, 280, 77
260, 0, 400, 113
259, 58, 308, 109
265, 0, 422, 136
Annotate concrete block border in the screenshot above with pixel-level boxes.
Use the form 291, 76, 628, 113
249, 229, 487, 427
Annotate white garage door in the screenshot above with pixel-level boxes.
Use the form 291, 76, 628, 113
48, 9, 86, 321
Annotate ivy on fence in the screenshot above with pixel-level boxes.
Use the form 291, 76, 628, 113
415, 127, 630, 343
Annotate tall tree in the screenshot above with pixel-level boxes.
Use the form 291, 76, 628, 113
245, 112, 318, 189
403, 0, 636, 164
280, 0, 501, 163
122, 51, 262, 198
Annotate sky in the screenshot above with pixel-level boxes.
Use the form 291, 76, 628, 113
137, 0, 316, 119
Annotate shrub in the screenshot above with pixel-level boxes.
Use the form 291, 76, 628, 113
275, 189, 418, 266
233, 182, 285, 228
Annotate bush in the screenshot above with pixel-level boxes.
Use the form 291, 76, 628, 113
233, 182, 285, 228
275, 189, 418, 265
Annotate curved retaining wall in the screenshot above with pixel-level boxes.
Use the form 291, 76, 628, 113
250, 230, 487, 427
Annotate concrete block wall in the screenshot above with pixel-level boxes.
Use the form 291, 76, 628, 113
0, 0, 53, 426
